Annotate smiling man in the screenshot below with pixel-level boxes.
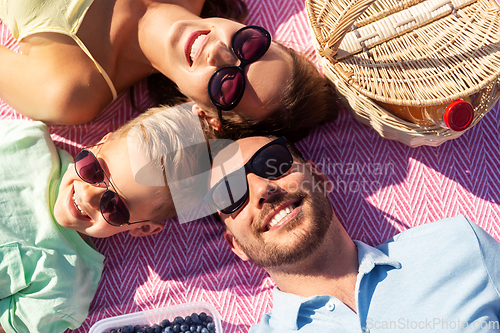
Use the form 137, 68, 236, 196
207, 136, 500, 332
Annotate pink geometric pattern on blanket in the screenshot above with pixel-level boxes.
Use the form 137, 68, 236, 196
1, 0, 500, 331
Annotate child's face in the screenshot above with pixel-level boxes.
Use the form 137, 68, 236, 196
54, 135, 168, 238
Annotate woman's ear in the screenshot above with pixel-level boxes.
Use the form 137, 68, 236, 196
192, 104, 222, 132
223, 229, 250, 261
128, 222, 164, 237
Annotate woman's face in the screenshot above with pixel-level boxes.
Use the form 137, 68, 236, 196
162, 18, 293, 122
54, 136, 167, 239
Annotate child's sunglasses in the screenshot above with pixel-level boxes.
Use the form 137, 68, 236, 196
74, 148, 148, 227
204, 137, 294, 214
208, 25, 272, 111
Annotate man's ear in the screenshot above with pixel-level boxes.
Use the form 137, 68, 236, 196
305, 160, 334, 194
128, 222, 164, 237
192, 104, 222, 132
223, 229, 250, 261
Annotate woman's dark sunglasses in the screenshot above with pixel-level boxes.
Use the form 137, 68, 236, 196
74, 148, 147, 227
204, 137, 294, 214
208, 25, 272, 111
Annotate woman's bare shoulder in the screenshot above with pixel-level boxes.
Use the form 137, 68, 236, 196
4, 35, 114, 125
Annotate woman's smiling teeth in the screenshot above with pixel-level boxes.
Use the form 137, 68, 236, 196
73, 193, 89, 218
190, 34, 207, 63
268, 204, 296, 230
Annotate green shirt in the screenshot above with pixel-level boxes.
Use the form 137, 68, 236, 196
0, 120, 104, 333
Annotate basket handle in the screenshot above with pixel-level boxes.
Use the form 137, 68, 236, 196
313, 0, 377, 60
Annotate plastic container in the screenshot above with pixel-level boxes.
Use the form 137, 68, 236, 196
88, 302, 223, 333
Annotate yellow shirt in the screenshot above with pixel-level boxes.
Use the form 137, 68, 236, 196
0, 0, 117, 99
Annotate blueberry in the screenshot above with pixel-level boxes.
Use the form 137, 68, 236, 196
206, 322, 215, 331
172, 324, 181, 333
121, 326, 134, 333
199, 312, 207, 323
208, 330, 215, 333
205, 316, 213, 324
184, 316, 191, 325
160, 319, 171, 328
162, 327, 173, 333
152, 324, 162, 333
195, 325, 203, 333
200, 328, 209, 333
174, 316, 184, 325
190, 313, 200, 325
110, 330, 118, 333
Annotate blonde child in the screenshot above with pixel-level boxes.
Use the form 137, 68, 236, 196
0, 103, 206, 333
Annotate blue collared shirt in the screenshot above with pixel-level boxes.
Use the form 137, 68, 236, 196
250, 215, 500, 332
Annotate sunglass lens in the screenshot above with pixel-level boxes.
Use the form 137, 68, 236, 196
251, 144, 293, 179
75, 150, 105, 184
211, 169, 248, 213
209, 67, 244, 108
233, 27, 270, 62
100, 190, 130, 226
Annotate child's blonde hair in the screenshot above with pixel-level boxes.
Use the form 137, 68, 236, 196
111, 103, 209, 222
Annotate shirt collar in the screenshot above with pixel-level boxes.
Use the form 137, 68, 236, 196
355, 240, 402, 274
271, 287, 332, 331
269, 242, 401, 331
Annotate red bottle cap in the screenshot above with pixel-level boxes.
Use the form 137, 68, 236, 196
443, 100, 474, 131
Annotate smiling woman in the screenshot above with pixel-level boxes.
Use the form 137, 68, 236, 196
0, 0, 338, 140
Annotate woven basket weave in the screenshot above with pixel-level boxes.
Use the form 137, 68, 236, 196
305, 0, 500, 146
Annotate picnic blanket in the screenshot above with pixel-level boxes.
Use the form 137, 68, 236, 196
1, 0, 499, 331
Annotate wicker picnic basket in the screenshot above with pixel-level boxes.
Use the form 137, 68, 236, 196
305, 0, 500, 146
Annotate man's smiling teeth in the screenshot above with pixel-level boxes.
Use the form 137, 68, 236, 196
73, 193, 89, 218
190, 34, 207, 62
268, 204, 295, 230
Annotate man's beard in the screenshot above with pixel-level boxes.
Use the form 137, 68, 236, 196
234, 185, 333, 269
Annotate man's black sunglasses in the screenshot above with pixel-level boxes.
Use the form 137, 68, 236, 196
204, 137, 294, 214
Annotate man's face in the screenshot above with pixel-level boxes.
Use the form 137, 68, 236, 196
209, 137, 333, 268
